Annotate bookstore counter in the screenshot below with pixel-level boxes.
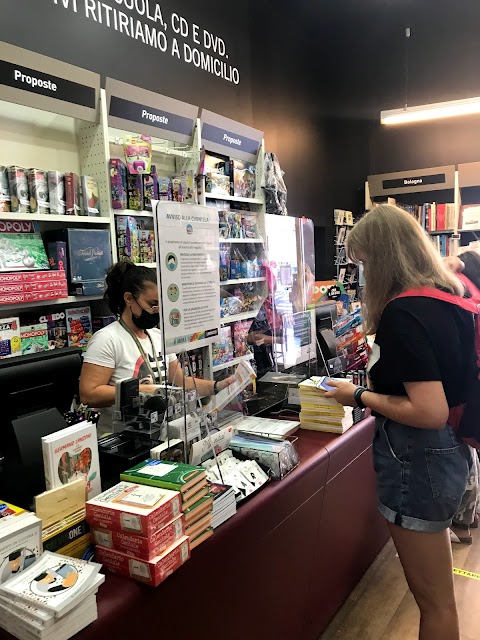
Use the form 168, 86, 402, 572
0, 415, 388, 640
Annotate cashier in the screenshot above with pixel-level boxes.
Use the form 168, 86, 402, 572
80, 261, 234, 430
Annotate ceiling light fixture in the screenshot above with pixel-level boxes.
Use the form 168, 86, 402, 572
381, 97, 480, 125
380, 27, 480, 126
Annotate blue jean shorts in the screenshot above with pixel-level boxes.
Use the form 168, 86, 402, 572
373, 417, 471, 532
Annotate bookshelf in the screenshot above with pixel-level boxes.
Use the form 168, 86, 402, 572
334, 209, 358, 306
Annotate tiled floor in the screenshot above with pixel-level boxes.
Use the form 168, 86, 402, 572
322, 529, 480, 639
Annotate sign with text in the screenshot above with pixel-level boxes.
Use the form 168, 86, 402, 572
0, 42, 99, 122
201, 109, 263, 163
153, 202, 220, 353
106, 78, 199, 144
382, 173, 446, 190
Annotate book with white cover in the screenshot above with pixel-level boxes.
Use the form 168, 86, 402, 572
0, 513, 42, 585
42, 421, 101, 499
0, 551, 101, 618
0, 573, 104, 627
0, 594, 97, 638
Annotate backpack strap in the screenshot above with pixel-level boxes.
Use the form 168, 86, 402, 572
395, 287, 478, 315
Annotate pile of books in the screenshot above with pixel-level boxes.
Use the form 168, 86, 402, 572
209, 483, 237, 529
0, 550, 104, 640
0, 503, 42, 587
299, 377, 354, 434
87, 481, 189, 587
35, 478, 90, 559
121, 459, 215, 551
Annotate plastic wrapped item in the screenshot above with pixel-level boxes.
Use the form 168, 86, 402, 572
263, 152, 287, 216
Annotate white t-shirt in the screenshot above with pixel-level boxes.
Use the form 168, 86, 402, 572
83, 322, 176, 433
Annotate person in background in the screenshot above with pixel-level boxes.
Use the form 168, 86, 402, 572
325, 205, 473, 640
444, 250, 480, 544
80, 261, 234, 434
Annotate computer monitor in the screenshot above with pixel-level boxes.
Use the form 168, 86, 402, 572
0, 347, 83, 508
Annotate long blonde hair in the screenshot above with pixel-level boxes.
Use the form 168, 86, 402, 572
347, 204, 463, 335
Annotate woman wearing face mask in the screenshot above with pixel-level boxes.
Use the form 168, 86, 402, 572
80, 261, 234, 432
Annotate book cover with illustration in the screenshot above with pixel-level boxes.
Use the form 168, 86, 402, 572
120, 459, 206, 495
41, 422, 101, 500
0, 512, 42, 585
0, 551, 101, 617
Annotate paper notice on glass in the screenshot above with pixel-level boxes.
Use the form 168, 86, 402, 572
190, 425, 235, 466
153, 202, 220, 353
203, 360, 256, 416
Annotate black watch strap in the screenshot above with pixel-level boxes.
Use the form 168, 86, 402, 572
354, 386, 367, 409
213, 381, 219, 394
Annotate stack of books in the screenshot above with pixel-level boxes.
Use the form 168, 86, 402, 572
87, 482, 189, 587
299, 377, 354, 434
209, 483, 237, 529
0, 504, 42, 586
35, 478, 90, 559
121, 459, 214, 550
0, 550, 104, 640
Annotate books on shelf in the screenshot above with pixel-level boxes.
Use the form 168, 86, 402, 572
41, 421, 101, 500
299, 377, 354, 434
460, 204, 480, 231
398, 201, 456, 233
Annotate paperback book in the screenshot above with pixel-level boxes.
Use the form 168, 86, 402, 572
0, 551, 102, 618
120, 459, 206, 495
41, 421, 101, 500
0, 512, 42, 585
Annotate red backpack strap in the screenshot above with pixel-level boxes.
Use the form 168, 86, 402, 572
457, 273, 480, 304
395, 287, 478, 314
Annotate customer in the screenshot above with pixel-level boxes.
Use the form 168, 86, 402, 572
80, 260, 234, 433
444, 251, 480, 544
325, 205, 473, 640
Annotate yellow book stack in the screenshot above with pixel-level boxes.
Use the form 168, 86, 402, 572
299, 377, 354, 434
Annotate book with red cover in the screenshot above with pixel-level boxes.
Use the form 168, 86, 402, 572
436, 204, 446, 231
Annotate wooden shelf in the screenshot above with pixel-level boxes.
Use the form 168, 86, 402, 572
212, 352, 254, 372
0, 294, 103, 313
206, 194, 263, 205
221, 277, 266, 286
429, 229, 454, 235
0, 213, 111, 224
136, 263, 156, 268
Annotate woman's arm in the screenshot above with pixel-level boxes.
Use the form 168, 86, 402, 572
168, 358, 234, 397
79, 362, 116, 407
325, 379, 449, 430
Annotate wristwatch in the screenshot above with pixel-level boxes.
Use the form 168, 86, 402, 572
354, 386, 367, 409
213, 381, 219, 394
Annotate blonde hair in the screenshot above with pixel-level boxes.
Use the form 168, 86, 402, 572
347, 204, 463, 335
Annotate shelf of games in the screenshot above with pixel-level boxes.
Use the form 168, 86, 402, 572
367, 164, 480, 256
0, 41, 267, 370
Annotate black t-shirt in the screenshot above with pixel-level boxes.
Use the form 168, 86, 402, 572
368, 297, 475, 408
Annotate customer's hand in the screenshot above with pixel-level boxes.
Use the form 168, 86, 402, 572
140, 384, 160, 396
324, 379, 358, 406
216, 376, 236, 391
444, 256, 465, 273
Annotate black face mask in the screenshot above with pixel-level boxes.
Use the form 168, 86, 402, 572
131, 308, 160, 331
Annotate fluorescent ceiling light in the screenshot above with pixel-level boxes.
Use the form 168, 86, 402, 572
381, 96, 480, 125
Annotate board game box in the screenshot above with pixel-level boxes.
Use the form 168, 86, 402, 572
0, 220, 49, 272
20, 324, 49, 355
66, 306, 92, 350
0, 317, 21, 358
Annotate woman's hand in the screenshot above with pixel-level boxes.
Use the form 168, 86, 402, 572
324, 379, 358, 407
216, 375, 236, 391
140, 384, 160, 395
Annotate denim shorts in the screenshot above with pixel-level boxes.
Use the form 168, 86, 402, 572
373, 417, 471, 532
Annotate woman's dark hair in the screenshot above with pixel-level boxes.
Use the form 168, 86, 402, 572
104, 260, 157, 316
461, 251, 480, 290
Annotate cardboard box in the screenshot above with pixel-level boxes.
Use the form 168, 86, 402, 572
91, 514, 185, 560
95, 536, 190, 587
86, 482, 182, 537
0, 317, 21, 358
66, 306, 92, 350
